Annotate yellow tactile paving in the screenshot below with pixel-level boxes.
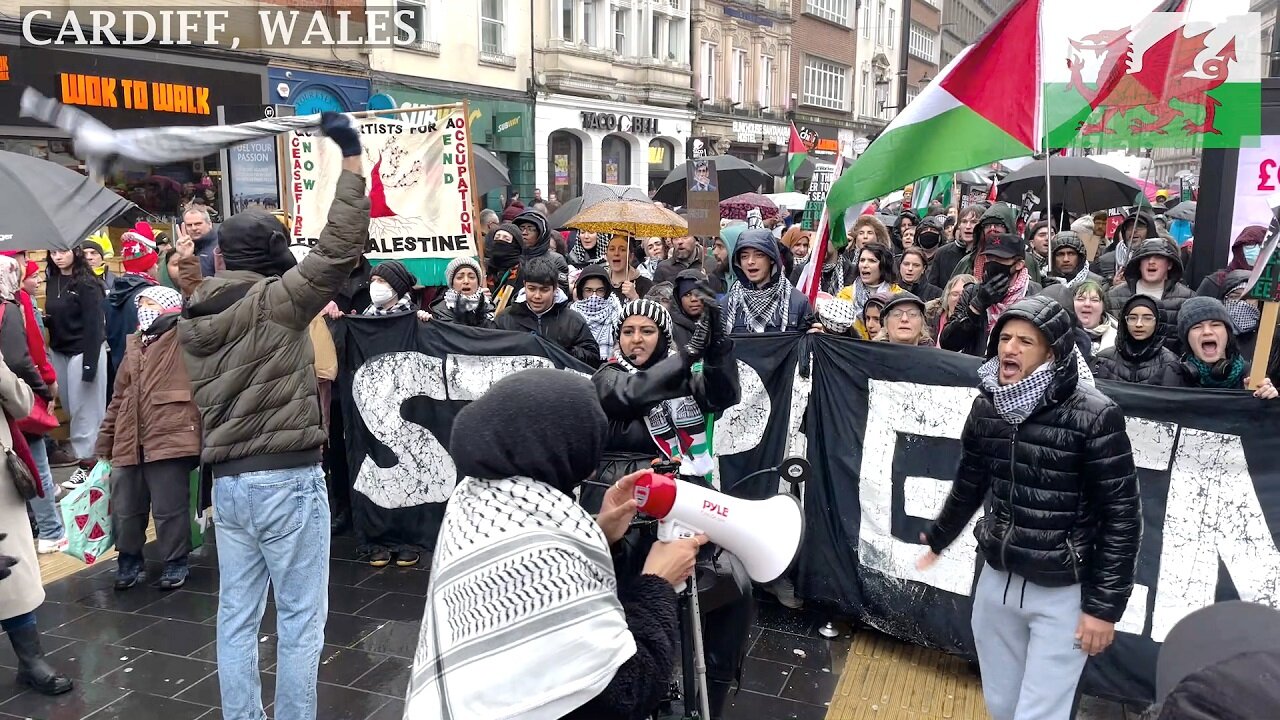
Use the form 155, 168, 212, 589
826, 630, 990, 720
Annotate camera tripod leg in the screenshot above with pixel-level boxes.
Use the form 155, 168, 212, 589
686, 584, 712, 720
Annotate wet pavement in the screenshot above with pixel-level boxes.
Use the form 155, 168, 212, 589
12, 531, 847, 720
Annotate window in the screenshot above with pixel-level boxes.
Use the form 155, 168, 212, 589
877, 0, 886, 44
731, 48, 746, 103
802, 57, 848, 111
669, 18, 687, 62
887, 8, 895, 48
861, 0, 870, 38
560, 0, 572, 40
648, 138, 674, 193
549, 131, 582, 201
860, 69, 871, 115
909, 23, 937, 63
583, 0, 597, 46
481, 0, 505, 55
805, 0, 850, 25
700, 42, 717, 98
613, 7, 627, 55
396, 0, 438, 48
602, 134, 631, 185
905, 87, 919, 106
651, 15, 661, 57
759, 56, 773, 107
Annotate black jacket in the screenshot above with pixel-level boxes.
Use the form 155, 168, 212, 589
105, 274, 157, 375
926, 297, 1141, 623
1103, 239, 1194, 354
1092, 295, 1186, 387
594, 347, 741, 456
496, 297, 600, 367
652, 253, 706, 286
0, 302, 50, 401
44, 272, 106, 381
928, 240, 971, 288
562, 574, 677, 720
429, 296, 495, 328
900, 279, 943, 304
939, 279, 1044, 357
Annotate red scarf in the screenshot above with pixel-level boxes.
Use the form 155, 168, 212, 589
15, 291, 55, 386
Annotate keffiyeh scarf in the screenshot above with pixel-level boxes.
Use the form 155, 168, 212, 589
722, 274, 793, 334
443, 288, 494, 324
362, 295, 415, 317
1226, 300, 1261, 334
978, 347, 1095, 425
136, 285, 183, 348
822, 259, 847, 296
568, 238, 607, 268
406, 476, 635, 720
616, 349, 715, 478
1048, 260, 1092, 290
850, 277, 892, 319
985, 268, 1031, 333
574, 295, 623, 361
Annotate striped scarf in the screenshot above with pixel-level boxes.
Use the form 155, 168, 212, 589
362, 295, 415, 317
723, 274, 793, 334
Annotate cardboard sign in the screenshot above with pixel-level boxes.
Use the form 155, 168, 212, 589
686, 158, 721, 237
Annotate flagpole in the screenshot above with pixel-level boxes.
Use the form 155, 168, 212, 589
1036, 0, 1052, 231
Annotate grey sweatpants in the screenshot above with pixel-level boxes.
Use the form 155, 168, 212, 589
112, 457, 198, 564
49, 346, 107, 460
971, 563, 1089, 720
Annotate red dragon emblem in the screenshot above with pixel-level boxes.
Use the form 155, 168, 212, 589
1066, 23, 1237, 137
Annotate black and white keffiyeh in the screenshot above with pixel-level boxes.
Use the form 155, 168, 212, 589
362, 295, 416, 317
574, 295, 624, 361
1047, 260, 1093, 289
723, 274, 794, 334
978, 347, 1095, 425
821, 259, 847, 296
1226, 300, 1261, 334
569, 236, 608, 268
406, 476, 635, 720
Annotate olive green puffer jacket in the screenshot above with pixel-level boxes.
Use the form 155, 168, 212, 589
178, 170, 370, 476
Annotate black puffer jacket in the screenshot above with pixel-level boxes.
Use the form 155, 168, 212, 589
495, 295, 600, 368
938, 277, 1044, 357
1092, 295, 1185, 387
1104, 239, 1194, 354
926, 296, 1141, 623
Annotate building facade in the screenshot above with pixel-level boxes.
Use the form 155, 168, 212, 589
904, 0, 942, 106
847, 0, 903, 149
940, 0, 1013, 67
789, 0, 876, 163
533, 0, 696, 198
368, 0, 535, 209
689, 0, 794, 165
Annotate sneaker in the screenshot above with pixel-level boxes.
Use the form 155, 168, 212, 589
36, 537, 68, 555
154, 561, 188, 591
394, 550, 420, 568
368, 549, 392, 568
115, 553, 144, 590
59, 468, 88, 491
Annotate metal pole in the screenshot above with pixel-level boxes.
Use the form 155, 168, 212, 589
686, 584, 711, 720
897, 0, 913, 112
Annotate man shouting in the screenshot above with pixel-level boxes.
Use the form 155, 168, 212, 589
917, 296, 1141, 720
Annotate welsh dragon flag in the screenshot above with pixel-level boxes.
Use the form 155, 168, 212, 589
784, 123, 807, 192
1043, 0, 1262, 150
825, 0, 1041, 213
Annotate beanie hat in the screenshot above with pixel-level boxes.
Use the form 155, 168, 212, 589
220, 208, 296, 277
1177, 296, 1232, 346
449, 369, 607, 495
371, 260, 417, 297
615, 298, 673, 346
445, 256, 484, 288
131, 222, 156, 243
120, 229, 159, 274
1051, 231, 1086, 257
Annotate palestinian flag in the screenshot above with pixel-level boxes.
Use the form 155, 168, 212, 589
825, 0, 1040, 214
1043, 0, 1262, 150
911, 174, 953, 216
785, 123, 807, 192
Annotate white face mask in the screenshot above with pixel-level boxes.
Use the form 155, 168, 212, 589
1244, 245, 1262, 265
369, 282, 396, 307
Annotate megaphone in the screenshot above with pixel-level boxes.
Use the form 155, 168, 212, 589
634, 472, 804, 585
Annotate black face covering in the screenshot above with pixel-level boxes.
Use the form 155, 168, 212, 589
984, 260, 1014, 280
916, 230, 942, 250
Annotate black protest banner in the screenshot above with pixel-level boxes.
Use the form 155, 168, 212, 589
795, 335, 1280, 705
335, 314, 589, 552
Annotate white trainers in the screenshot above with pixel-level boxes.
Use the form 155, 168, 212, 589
60, 467, 88, 491
37, 536, 68, 554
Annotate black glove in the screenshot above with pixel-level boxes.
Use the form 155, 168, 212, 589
320, 112, 362, 158
973, 272, 1012, 309
686, 314, 711, 363
0, 534, 17, 582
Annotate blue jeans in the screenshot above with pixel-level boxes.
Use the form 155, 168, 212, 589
25, 436, 63, 540
214, 464, 330, 720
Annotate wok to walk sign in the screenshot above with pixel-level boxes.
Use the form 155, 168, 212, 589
289, 106, 477, 262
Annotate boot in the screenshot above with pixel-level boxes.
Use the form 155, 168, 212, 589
114, 553, 144, 590
707, 679, 733, 720
8, 622, 73, 695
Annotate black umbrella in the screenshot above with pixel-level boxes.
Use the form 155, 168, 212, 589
996, 157, 1141, 215
472, 145, 510, 196
0, 151, 135, 251
756, 154, 815, 180
546, 183, 652, 229
653, 155, 770, 205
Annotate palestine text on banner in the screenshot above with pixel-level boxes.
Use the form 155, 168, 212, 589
290, 110, 476, 264
1043, 0, 1262, 151
824, 0, 1039, 213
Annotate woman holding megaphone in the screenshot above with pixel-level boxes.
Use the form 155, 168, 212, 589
592, 295, 751, 720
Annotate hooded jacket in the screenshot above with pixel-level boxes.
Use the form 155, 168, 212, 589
950, 203, 1029, 280
513, 210, 571, 293
1095, 208, 1156, 281
1038, 231, 1106, 308
669, 268, 707, 348
1104, 238, 1194, 352
726, 230, 813, 333
1092, 295, 1185, 387
926, 296, 1141, 623
105, 273, 158, 379
1196, 225, 1267, 298
709, 224, 744, 296
177, 170, 370, 476
495, 291, 601, 368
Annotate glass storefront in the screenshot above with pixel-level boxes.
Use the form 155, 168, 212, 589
601, 133, 631, 186
549, 130, 583, 201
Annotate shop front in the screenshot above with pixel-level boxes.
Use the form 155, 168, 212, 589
728, 119, 791, 162
370, 83, 532, 211
0, 39, 267, 223
269, 67, 370, 114
537, 94, 692, 201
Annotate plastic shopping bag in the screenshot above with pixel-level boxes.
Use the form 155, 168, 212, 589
61, 460, 114, 565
